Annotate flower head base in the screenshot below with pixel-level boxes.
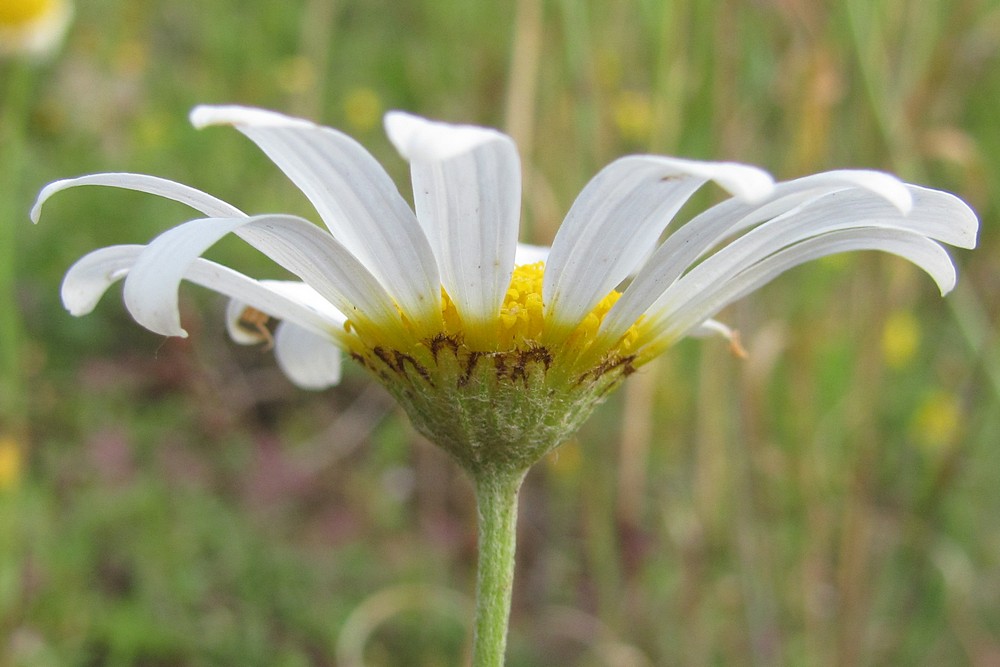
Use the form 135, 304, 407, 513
34, 106, 978, 475
0, 0, 72, 59
343, 261, 643, 473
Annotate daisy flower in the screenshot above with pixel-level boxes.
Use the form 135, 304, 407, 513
33, 106, 977, 468
0, 0, 72, 59
33, 106, 977, 665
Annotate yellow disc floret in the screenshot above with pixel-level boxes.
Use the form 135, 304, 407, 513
496, 262, 546, 350
346, 261, 642, 380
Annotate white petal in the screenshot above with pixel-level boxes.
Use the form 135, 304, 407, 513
542, 155, 773, 339
191, 105, 441, 331
906, 185, 978, 249
257, 280, 346, 325
124, 218, 251, 337
61, 245, 143, 316
620, 170, 916, 301
32, 172, 244, 222
651, 187, 967, 316
385, 112, 520, 339
122, 215, 400, 338
62, 245, 345, 341
190, 105, 315, 130
190, 265, 345, 341
273, 321, 343, 390
649, 229, 956, 346
233, 216, 402, 331
602, 176, 977, 341
782, 169, 914, 213
385, 110, 514, 161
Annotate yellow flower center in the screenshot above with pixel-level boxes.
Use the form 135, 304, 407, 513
346, 262, 641, 379
491, 261, 548, 350
0, 0, 54, 25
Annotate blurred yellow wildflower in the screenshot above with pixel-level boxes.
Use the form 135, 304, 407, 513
343, 87, 382, 133
911, 390, 962, 454
0, 436, 22, 491
881, 309, 921, 369
0, 0, 71, 58
612, 90, 653, 144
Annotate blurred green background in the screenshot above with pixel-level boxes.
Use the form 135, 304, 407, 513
2, 0, 999, 664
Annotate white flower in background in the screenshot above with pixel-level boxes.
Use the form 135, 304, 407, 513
0, 0, 72, 59
33, 106, 977, 471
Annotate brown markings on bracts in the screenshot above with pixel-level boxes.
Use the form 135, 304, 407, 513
372, 346, 396, 371
493, 353, 509, 381
350, 351, 374, 372
522, 346, 553, 371
429, 333, 460, 362
368, 346, 432, 385
573, 354, 637, 388
459, 351, 486, 387
489, 345, 553, 385
394, 350, 432, 385
509, 355, 528, 384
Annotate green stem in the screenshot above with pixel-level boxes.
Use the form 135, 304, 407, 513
471, 468, 526, 667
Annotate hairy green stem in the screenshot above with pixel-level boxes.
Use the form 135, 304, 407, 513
471, 467, 526, 667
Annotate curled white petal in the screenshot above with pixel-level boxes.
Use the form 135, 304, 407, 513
62, 245, 344, 342
648, 229, 956, 346
603, 177, 978, 342
649, 187, 967, 318
621, 169, 922, 303
121, 214, 398, 338
125, 218, 250, 337
543, 155, 774, 339
190, 104, 441, 333
61, 245, 143, 317
906, 185, 978, 249
32, 172, 244, 223
791, 169, 913, 214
